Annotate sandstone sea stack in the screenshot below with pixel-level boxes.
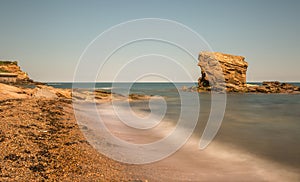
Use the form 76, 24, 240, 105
198, 52, 248, 92
196, 52, 300, 93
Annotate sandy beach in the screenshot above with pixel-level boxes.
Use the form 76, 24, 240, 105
0, 84, 150, 181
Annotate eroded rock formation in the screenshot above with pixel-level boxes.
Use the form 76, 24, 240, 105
196, 52, 300, 93
198, 52, 248, 92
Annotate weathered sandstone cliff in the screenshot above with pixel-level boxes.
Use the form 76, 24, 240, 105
0, 61, 32, 83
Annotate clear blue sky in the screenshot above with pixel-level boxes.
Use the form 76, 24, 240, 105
0, 0, 299, 82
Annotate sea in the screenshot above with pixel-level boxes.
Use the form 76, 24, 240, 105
47, 82, 300, 181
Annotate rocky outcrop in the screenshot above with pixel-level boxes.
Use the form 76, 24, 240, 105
0, 61, 32, 83
196, 52, 300, 94
198, 52, 248, 92
0, 82, 152, 102
0, 83, 30, 100
0, 83, 72, 100
247, 81, 300, 94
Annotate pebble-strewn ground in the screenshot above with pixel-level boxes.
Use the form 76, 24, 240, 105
0, 98, 146, 181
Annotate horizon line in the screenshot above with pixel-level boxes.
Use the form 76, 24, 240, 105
44, 81, 300, 83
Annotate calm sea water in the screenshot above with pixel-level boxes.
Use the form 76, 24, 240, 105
48, 82, 300, 174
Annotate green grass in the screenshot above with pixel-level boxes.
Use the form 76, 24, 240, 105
0, 61, 18, 66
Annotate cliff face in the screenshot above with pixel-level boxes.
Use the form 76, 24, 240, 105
198, 52, 248, 92
0, 61, 31, 83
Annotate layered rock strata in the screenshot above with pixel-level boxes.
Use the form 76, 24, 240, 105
196, 52, 300, 93
198, 52, 248, 92
0, 61, 33, 83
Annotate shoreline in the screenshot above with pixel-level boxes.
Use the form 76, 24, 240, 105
1, 82, 300, 181
0, 83, 149, 181
76, 100, 300, 181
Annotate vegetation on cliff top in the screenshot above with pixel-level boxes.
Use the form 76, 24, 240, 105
0, 61, 18, 66
0, 61, 18, 73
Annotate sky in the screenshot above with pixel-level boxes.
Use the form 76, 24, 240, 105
0, 0, 299, 82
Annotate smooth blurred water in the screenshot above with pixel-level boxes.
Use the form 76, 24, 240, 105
219, 94, 300, 168
51, 82, 300, 170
